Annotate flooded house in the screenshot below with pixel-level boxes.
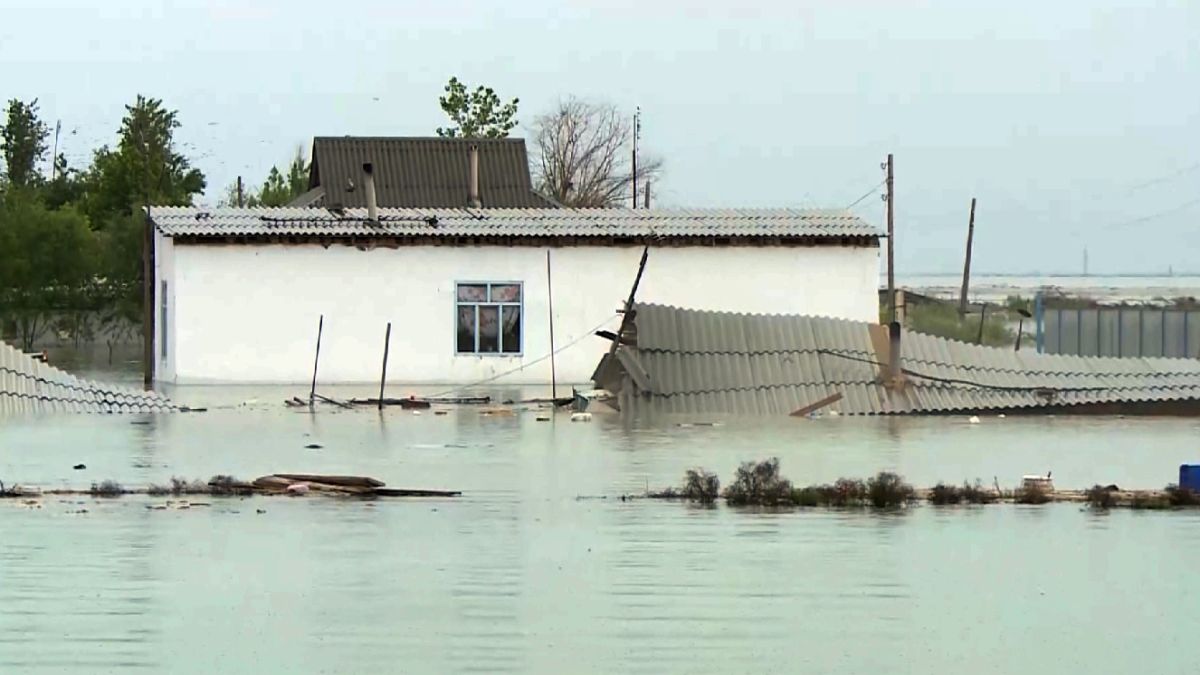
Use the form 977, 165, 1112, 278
145, 137, 881, 385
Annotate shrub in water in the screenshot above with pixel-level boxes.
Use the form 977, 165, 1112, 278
867, 471, 915, 508
1165, 484, 1200, 507
1085, 484, 1117, 509
682, 469, 720, 504
792, 486, 823, 507
208, 475, 252, 496
1015, 483, 1051, 505
724, 458, 793, 506
90, 480, 124, 497
826, 478, 866, 507
928, 482, 962, 505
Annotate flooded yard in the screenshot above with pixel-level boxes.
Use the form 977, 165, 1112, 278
3, 389, 1199, 673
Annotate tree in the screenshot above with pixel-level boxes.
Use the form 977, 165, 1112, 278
84, 95, 205, 223
0, 198, 98, 350
1, 98, 50, 191
220, 147, 310, 207
436, 76, 519, 139
531, 98, 663, 208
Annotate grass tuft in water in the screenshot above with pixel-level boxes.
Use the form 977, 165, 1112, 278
928, 482, 962, 505
1130, 492, 1172, 510
208, 475, 253, 496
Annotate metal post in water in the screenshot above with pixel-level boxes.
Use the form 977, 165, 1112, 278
378, 322, 392, 411
310, 314, 324, 404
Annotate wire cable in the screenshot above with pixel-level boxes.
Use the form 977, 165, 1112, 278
428, 314, 621, 398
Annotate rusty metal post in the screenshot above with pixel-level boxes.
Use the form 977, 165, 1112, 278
886, 153, 895, 324
959, 197, 976, 316
378, 322, 391, 410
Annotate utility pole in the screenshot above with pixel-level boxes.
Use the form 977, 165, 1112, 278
50, 120, 61, 182
885, 153, 895, 324
236, 176, 244, 207
631, 107, 640, 209
959, 197, 977, 316
644, 180, 651, 209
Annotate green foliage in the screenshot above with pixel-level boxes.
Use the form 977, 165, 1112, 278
436, 76, 519, 139
222, 148, 309, 207
0, 198, 99, 349
724, 458, 794, 506
1, 98, 50, 191
866, 472, 915, 508
898, 301, 1015, 347
83, 95, 205, 223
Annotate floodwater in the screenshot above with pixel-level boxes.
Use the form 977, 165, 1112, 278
3, 388, 1200, 674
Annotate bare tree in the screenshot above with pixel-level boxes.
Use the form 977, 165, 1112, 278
531, 98, 662, 208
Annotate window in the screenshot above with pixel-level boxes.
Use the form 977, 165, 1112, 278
456, 282, 522, 354
160, 281, 168, 360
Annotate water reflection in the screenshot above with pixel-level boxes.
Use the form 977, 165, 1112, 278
3, 396, 1200, 673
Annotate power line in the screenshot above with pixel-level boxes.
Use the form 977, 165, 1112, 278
1100, 196, 1200, 233
844, 180, 886, 210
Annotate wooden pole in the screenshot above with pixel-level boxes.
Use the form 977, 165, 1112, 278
236, 176, 244, 208
378, 322, 391, 411
644, 180, 650, 209
631, 107, 640, 209
546, 250, 558, 400
886, 153, 895, 324
309, 314, 324, 403
959, 197, 976, 316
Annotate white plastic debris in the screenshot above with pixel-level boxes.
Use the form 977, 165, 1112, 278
286, 483, 310, 495
968, 416, 981, 424
997, 414, 1007, 419
570, 412, 593, 423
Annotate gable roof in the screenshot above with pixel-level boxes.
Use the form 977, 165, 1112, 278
593, 303, 1200, 416
302, 136, 556, 209
149, 206, 881, 243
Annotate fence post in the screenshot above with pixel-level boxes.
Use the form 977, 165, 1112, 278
1035, 292, 1044, 353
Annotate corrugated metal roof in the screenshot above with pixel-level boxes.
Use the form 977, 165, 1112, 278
600, 303, 1200, 416
150, 206, 882, 241
0, 341, 177, 415
306, 137, 555, 209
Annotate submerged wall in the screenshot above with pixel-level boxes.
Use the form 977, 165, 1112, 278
159, 241, 879, 384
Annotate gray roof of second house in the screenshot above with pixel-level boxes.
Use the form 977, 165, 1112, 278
1, 341, 177, 415
303, 136, 556, 209
149, 206, 881, 242
594, 303, 1200, 416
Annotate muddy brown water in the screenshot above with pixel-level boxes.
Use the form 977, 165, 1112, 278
3, 385, 1199, 673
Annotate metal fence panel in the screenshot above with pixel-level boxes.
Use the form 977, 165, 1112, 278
1040, 304, 1199, 359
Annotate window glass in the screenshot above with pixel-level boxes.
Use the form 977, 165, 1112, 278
490, 284, 521, 302
501, 305, 521, 353
457, 284, 487, 302
478, 305, 500, 353
457, 306, 476, 353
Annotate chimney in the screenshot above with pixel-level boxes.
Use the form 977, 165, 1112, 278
362, 162, 378, 221
468, 144, 481, 208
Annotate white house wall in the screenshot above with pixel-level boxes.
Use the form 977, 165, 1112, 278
168, 242, 879, 384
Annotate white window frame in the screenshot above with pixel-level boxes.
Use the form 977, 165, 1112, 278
455, 281, 523, 356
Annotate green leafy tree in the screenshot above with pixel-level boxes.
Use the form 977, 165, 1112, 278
436, 76, 519, 139
0, 198, 98, 350
83, 95, 205, 223
1, 98, 50, 192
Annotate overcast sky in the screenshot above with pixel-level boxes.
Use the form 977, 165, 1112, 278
3, 0, 1197, 274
